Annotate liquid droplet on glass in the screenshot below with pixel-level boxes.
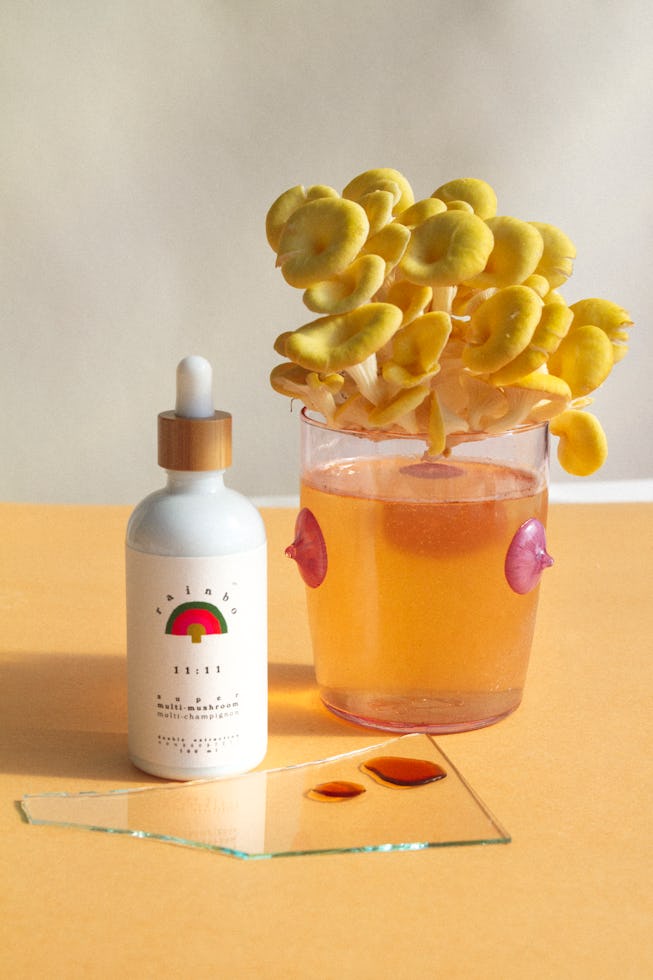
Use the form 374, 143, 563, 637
360, 756, 447, 788
285, 508, 328, 588
505, 518, 554, 595
307, 780, 366, 802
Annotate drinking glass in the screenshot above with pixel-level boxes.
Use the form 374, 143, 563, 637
287, 411, 552, 734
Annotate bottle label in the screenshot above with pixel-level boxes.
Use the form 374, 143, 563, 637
126, 544, 267, 777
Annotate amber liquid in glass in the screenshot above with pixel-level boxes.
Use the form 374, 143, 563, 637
301, 456, 547, 733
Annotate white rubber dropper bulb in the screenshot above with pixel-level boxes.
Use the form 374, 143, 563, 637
175, 355, 215, 419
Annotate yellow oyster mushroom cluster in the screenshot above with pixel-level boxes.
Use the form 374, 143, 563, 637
267, 169, 633, 476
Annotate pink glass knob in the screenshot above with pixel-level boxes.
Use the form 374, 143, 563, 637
505, 518, 553, 595
285, 508, 328, 588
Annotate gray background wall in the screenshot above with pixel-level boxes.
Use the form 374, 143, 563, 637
2, 0, 651, 504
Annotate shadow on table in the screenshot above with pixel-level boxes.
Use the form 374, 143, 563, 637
268, 661, 358, 737
2, 654, 360, 781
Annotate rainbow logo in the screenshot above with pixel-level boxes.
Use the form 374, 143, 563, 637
165, 602, 228, 644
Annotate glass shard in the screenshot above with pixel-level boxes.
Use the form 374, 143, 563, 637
21, 734, 509, 858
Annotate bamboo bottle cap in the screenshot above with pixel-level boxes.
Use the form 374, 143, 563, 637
158, 410, 232, 471
157, 356, 232, 471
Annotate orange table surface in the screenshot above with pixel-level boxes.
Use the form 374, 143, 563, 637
1, 501, 652, 979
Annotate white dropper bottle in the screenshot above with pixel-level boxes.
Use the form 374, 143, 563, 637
126, 356, 267, 780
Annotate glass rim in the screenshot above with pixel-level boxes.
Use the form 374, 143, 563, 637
299, 407, 549, 444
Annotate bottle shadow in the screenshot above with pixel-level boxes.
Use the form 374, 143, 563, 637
3, 653, 363, 783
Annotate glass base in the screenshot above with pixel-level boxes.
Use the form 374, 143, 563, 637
320, 688, 522, 734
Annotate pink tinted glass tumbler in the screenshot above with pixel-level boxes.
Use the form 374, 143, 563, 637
287, 412, 553, 734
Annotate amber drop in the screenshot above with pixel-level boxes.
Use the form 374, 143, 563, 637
360, 756, 446, 788
307, 780, 366, 802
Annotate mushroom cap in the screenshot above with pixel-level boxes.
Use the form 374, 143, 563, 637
547, 323, 615, 398
277, 197, 369, 288
451, 284, 496, 318
550, 409, 608, 476
431, 178, 498, 219
360, 221, 411, 275
382, 311, 452, 387
568, 298, 633, 363
269, 362, 344, 422
463, 285, 543, 374
270, 360, 309, 396
394, 198, 447, 228
385, 280, 433, 325
529, 222, 576, 288
466, 215, 544, 289
284, 303, 403, 373
521, 273, 552, 298
357, 189, 396, 237
443, 200, 475, 213
368, 383, 431, 427
399, 210, 494, 287
266, 184, 339, 251
270, 361, 343, 397
342, 168, 415, 215
302, 253, 387, 315
273, 330, 293, 357
489, 298, 572, 386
